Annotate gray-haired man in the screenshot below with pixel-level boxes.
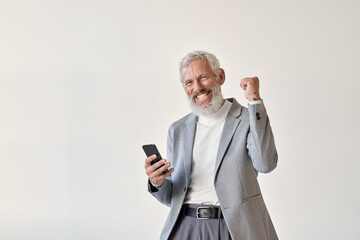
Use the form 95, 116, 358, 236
145, 51, 278, 240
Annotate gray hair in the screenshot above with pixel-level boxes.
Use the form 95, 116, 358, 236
179, 50, 221, 81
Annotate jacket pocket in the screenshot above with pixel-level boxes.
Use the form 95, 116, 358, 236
242, 193, 262, 203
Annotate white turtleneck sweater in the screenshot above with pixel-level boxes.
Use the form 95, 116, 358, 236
184, 100, 232, 205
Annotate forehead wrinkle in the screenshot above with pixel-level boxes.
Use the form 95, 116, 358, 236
182, 59, 212, 81
182, 65, 194, 82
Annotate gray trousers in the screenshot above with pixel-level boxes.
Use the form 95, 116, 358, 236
169, 204, 232, 240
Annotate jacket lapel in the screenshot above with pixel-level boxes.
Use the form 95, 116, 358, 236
182, 113, 197, 186
214, 99, 243, 175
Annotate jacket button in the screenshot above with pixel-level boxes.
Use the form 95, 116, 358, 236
256, 112, 261, 120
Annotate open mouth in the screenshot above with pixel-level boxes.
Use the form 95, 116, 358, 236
196, 92, 209, 100
193, 90, 212, 105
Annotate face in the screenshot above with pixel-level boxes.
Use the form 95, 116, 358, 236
181, 59, 225, 109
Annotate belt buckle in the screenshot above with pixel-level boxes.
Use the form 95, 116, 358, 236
196, 207, 211, 219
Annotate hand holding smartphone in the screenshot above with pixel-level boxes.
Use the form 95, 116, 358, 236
142, 144, 169, 174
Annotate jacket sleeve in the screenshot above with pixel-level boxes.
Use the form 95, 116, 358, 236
147, 128, 173, 207
246, 101, 278, 173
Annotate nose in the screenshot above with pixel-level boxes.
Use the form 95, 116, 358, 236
193, 79, 204, 93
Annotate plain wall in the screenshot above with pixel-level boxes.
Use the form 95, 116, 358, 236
1, 0, 360, 239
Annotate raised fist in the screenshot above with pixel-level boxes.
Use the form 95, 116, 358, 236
240, 76, 261, 102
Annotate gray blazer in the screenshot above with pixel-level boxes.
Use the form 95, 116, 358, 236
148, 98, 278, 240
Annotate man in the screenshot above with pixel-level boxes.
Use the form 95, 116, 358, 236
145, 50, 278, 240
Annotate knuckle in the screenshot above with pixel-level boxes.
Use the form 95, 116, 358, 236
155, 168, 163, 175
156, 160, 165, 166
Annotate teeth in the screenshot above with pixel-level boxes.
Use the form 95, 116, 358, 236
197, 92, 208, 99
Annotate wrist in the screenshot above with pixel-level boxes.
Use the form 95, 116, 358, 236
248, 94, 261, 102
150, 179, 163, 187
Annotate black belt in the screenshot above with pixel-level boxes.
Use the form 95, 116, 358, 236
182, 205, 223, 219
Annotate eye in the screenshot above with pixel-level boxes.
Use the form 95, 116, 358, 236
201, 75, 208, 79
185, 81, 192, 86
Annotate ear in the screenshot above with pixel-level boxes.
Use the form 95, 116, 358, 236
218, 68, 225, 85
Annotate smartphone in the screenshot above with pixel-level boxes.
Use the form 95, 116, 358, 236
142, 144, 169, 173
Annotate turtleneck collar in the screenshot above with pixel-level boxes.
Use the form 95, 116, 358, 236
197, 99, 232, 125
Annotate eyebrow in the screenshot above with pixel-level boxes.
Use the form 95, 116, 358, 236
183, 71, 210, 83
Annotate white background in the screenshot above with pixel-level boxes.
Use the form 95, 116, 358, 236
1, 0, 360, 239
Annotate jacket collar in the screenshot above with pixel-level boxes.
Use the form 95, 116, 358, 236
215, 98, 243, 175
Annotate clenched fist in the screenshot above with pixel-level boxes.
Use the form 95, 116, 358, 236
240, 77, 261, 102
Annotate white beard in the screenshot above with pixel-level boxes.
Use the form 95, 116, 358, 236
187, 86, 224, 117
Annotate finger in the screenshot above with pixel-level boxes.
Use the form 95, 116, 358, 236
248, 77, 259, 86
146, 159, 169, 177
151, 168, 174, 184
250, 77, 259, 86
164, 168, 174, 177
241, 77, 253, 83
146, 159, 167, 176
149, 161, 170, 179
145, 154, 158, 168
243, 78, 258, 89
152, 161, 171, 177
240, 81, 247, 90
242, 77, 258, 83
